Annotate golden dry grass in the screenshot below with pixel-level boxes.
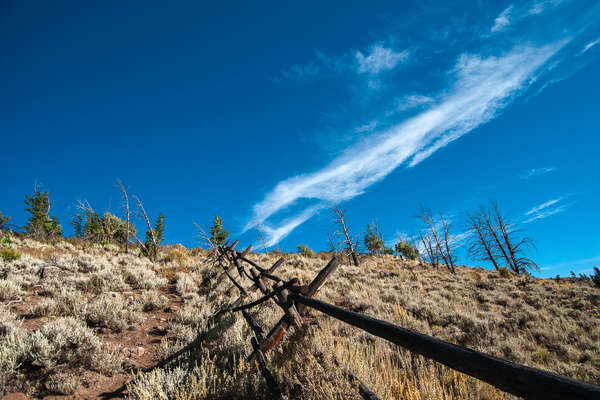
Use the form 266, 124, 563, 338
129, 252, 599, 399
0, 236, 598, 399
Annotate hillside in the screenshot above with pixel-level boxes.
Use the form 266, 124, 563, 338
0, 236, 599, 399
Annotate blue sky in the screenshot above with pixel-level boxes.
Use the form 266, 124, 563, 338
1, 0, 599, 277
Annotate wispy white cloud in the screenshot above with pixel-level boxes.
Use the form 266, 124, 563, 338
450, 230, 472, 246
525, 197, 562, 215
260, 204, 323, 247
355, 45, 409, 74
279, 43, 409, 81
577, 37, 600, 55
528, 0, 564, 15
523, 196, 571, 223
280, 63, 322, 81
354, 120, 378, 133
520, 166, 557, 179
491, 6, 513, 32
489, 1, 565, 34
391, 94, 434, 113
528, 2, 546, 15
542, 255, 600, 271
247, 42, 565, 242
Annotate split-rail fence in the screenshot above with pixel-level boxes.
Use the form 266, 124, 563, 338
205, 240, 600, 400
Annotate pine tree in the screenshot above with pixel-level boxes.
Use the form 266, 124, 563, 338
209, 215, 229, 247
71, 213, 83, 238
395, 240, 419, 260
83, 211, 103, 241
143, 213, 165, 260
0, 212, 11, 231
45, 216, 63, 237
153, 213, 165, 244
364, 224, 384, 254
24, 190, 62, 238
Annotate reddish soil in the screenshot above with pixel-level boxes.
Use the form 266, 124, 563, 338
5, 283, 185, 400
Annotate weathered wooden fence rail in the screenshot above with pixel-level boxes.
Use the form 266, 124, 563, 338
289, 293, 600, 400
210, 242, 600, 400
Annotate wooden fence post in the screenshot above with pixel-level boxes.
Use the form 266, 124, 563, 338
251, 337, 283, 400
274, 281, 303, 328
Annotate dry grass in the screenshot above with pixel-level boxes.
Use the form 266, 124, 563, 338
0, 236, 598, 399
125, 252, 599, 400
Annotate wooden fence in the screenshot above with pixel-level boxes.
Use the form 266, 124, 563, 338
210, 241, 600, 400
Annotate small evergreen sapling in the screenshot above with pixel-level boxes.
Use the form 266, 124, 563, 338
589, 267, 600, 288
71, 213, 83, 238
395, 240, 419, 260
296, 245, 315, 257
364, 224, 384, 254
0, 212, 11, 231
24, 190, 62, 238
383, 246, 395, 255
143, 213, 165, 260
209, 216, 229, 247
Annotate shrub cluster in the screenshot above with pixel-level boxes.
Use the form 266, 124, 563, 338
0, 317, 121, 395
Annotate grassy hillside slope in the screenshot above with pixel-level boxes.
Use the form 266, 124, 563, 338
0, 236, 598, 399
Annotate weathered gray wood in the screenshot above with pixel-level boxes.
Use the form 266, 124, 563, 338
358, 383, 380, 400
343, 367, 381, 400
258, 271, 284, 283
221, 258, 285, 313
305, 256, 340, 297
221, 264, 247, 296
250, 257, 339, 361
329, 356, 382, 400
253, 316, 290, 357
295, 256, 339, 315
242, 308, 264, 342
241, 244, 253, 256
268, 257, 285, 271
232, 250, 253, 281
291, 293, 600, 400
250, 267, 269, 295
231, 279, 299, 313
237, 254, 269, 274
274, 281, 303, 328
251, 337, 283, 400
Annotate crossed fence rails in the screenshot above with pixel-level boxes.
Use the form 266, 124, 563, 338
208, 240, 600, 400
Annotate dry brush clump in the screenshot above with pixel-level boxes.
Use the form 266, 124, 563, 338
124, 265, 168, 290
83, 292, 144, 332
0, 317, 122, 396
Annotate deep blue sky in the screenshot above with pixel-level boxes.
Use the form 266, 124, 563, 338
2, 1, 599, 277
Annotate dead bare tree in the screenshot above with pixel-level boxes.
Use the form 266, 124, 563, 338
478, 202, 537, 275
466, 211, 500, 270
256, 223, 269, 255
330, 205, 360, 266
418, 205, 455, 273
480, 207, 513, 271
438, 212, 456, 273
116, 179, 130, 254
76, 199, 94, 215
75, 199, 103, 241
327, 233, 338, 254
492, 202, 537, 274
418, 230, 439, 268
133, 195, 157, 262
193, 222, 216, 256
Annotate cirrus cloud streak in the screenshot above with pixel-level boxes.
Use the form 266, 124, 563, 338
247, 42, 566, 245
